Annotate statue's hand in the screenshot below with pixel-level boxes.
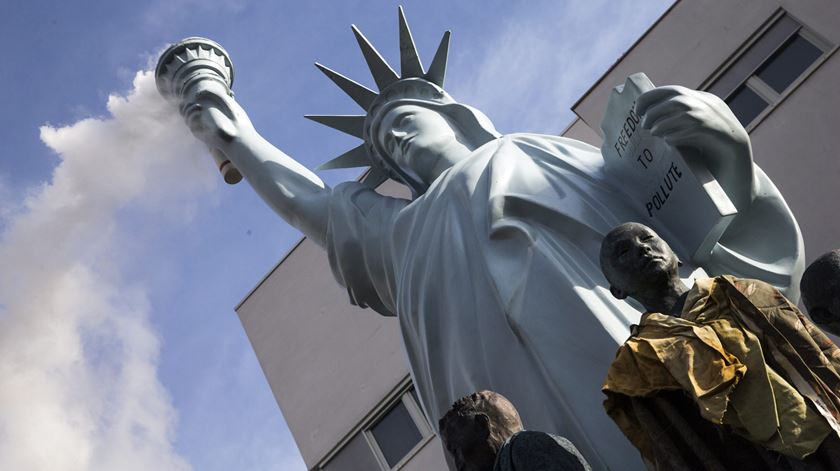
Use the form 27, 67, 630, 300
636, 85, 754, 210
635, 85, 749, 154
180, 79, 254, 151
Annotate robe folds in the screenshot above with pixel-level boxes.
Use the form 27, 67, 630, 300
325, 134, 802, 471
603, 276, 840, 470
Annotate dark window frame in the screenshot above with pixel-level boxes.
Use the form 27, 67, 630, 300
704, 10, 833, 130
363, 387, 433, 470
319, 380, 434, 471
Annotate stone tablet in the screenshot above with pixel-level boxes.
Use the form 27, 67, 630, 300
600, 73, 737, 262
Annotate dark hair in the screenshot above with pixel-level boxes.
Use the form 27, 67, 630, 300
438, 390, 523, 454
801, 249, 840, 315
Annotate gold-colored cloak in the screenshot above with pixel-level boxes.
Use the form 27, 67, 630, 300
604, 276, 840, 468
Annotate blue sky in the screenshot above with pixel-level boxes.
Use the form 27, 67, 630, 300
0, 1, 672, 469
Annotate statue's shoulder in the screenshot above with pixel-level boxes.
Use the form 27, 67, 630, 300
716, 275, 779, 298
505, 132, 601, 152
497, 133, 606, 172
494, 430, 592, 471
331, 180, 410, 218
502, 132, 602, 160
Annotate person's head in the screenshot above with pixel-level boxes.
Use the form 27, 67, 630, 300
438, 390, 523, 471
600, 222, 681, 301
801, 249, 840, 335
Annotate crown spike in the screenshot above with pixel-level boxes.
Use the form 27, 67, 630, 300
361, 167, 390, 189
425, 31, 450, 87
317, 144, 371, 170
315, 63, 378, 110
398, 6, 424, 78
305, 115, 366, 138
351, 25, 399, 90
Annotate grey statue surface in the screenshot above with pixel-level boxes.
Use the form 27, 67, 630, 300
801, 250, 840, 336
156, 8, 804, 470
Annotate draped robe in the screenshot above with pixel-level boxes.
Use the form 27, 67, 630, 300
325, 133, 803, 471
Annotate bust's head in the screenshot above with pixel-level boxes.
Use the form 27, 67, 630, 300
600, 222, 681, 301
438, 390, 523, 471
801, 249, 840, 336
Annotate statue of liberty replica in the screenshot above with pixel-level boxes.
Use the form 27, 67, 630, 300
156, 8, 803, 470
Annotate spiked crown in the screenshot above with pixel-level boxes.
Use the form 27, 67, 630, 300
306, 7, 452, 192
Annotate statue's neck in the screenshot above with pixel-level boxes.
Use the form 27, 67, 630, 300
417, 140, 476, 185
636, 276, 690, 317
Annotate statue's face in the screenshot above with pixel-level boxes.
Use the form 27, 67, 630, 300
377, 104, 467, 183
602, 223, 680, 297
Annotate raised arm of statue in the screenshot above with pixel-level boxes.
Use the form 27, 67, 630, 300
155, 38, 346, 247
181, 78, 334, 247
636, 86, 756, 213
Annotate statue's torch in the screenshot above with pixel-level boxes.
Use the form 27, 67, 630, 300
155, 37, 242, 185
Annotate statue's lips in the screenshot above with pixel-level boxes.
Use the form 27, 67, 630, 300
643, 255, 665, 267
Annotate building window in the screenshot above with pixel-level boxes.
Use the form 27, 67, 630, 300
754, 34, 823, 94
369, 399, 424, 467
707, 12, 831, 128
322, 433, 381, 471
321, 385, 433, 471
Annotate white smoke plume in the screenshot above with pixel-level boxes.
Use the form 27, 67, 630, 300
0, 70, 215, 470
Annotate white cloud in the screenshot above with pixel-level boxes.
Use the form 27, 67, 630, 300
0, 70, 215, 470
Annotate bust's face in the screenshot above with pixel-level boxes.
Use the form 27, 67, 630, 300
602, 223, 679, 296
376, 104, 467, 183
442, 414, 499, 471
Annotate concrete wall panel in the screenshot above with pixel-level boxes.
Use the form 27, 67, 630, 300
237, 179, 414, 467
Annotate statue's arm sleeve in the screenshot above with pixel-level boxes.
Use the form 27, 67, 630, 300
705, 165, 805, 301
325, 181, 409, 317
